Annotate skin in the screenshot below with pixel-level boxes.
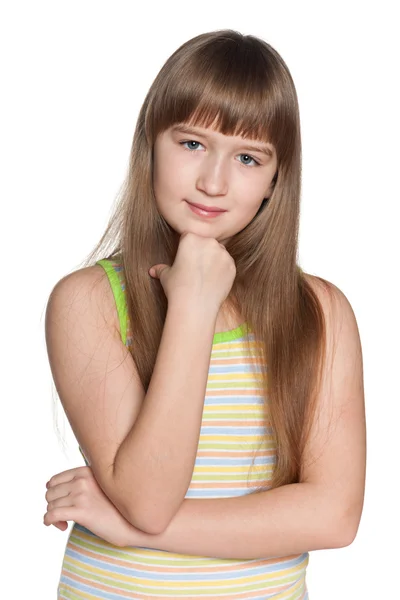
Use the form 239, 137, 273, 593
153, 119, 278, 329
44, 122, 366, 558
152, 120, 278, 246
44, 277, 366, 556
44, 123, 279, 534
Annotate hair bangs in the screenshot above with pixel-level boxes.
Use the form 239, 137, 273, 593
146, 33, 296, 165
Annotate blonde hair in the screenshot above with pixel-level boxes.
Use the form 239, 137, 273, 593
80, 29, 332, 488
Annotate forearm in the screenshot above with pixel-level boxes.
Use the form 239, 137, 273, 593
125, 483, 356, 558
112, 299, 217, 533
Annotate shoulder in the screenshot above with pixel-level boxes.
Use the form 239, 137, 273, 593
301, 271, 364, 426
46, 264, 120, 338
301, 271, 360, 343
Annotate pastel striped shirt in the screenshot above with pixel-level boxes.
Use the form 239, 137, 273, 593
57, 257, 309, 599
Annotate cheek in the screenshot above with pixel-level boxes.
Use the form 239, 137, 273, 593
153, 153, 173, 194
236, 195, 265, 222
155, 149, 182, 184
153, 157, 185, 209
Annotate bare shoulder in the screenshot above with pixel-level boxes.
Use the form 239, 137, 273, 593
302, 270, 345, 305
301, 271, 361, 343
301, 270, 364, 417
301, 270, 364, 433
46, 264, 120, 337
45, 264, 145, 493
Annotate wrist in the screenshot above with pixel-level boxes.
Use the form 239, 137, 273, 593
168, 297, 220, 323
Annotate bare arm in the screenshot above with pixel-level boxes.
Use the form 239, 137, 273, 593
45, 265, 218, 534
114, 277, 366, 556
112, 297, 218, 533
122, 483, 358, 558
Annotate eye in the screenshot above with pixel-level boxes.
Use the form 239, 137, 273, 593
179, 140, 260, 167
238, 154, 260, 167
179, 140, 204, 151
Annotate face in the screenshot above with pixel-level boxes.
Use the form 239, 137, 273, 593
152, 120, 278, 245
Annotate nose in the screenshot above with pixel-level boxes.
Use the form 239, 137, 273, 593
195, 155, 228, 197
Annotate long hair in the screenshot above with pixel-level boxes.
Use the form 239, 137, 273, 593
78, 29, 331, 489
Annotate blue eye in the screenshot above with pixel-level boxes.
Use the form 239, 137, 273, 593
239, 154, 259, 167
179, 141, 260, 167
180, 140, 203, 151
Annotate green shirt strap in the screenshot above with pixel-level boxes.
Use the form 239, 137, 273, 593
96, 258, 128, 346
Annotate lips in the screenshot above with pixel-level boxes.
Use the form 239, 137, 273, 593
186, 201, 226, 213
185, 200, 226, 219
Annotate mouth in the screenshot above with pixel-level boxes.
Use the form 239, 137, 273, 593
185, 200, 227, 218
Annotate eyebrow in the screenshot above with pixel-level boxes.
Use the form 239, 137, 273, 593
171, 124, 274, 158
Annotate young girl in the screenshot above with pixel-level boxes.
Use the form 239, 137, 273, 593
44, 29, 366, 599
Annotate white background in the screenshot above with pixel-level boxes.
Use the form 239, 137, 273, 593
2, 1, 399, 598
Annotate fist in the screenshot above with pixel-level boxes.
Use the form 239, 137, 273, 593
149, 232, 236, 312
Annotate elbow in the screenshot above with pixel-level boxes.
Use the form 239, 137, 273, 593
125, 502, 172, 535
103, 482, 170, 535
110, 467, 180, 534
330, 524, 359, 549
328, 506, 363, 549
134, 514, 170, 536
110, 469, 173, 534
334, 518, 361, 548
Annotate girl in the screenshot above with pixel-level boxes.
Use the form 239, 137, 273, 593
44, 29, 366, 599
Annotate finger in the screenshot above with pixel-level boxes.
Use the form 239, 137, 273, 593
149, 264, 169, 279
46, 481, 73, 502
47, 493, 74, 511
43, 506, 81, 527
53, 521, 69, 531
46, 466, 89, 489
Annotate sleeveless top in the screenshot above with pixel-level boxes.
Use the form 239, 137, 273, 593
57, 256, 309, 600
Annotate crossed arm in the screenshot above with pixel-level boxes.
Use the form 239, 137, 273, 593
115, 481, 361, 559
113, 278, 366, 558
45, 268, 366, 558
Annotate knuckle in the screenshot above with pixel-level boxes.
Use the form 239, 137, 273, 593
72, 480, 84, 496
74, 490, 85, 504
75, 491, 89, 508
227, 260, 236, 273
75, 466, 88, 478
77, 477, 88, 491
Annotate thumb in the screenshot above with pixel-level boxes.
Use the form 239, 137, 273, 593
149, 264, 169, 279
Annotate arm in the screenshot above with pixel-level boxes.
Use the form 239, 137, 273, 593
45, 266, 218, 534
125, 484, 355, 558
112, 296, 218, 534
118, 278, 366, 557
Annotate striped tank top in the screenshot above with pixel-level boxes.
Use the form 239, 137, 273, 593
58, 257, 309, 599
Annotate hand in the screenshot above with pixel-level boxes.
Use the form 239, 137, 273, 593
43, 466, 138, 547
149, 232, 236, 312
